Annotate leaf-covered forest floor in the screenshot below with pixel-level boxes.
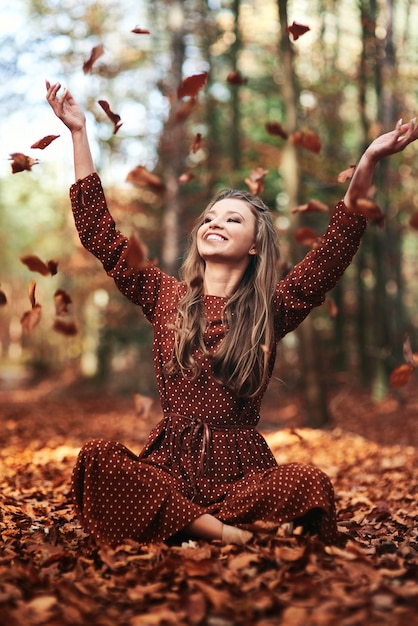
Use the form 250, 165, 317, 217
0, 377, 417, 626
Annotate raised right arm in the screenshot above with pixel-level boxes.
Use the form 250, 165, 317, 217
45, 80, 95, 181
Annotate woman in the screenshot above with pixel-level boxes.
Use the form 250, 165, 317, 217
46, 81, 418, 547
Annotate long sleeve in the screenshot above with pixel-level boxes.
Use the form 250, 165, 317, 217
69, 173, 177, 322
274, 199, 367, 338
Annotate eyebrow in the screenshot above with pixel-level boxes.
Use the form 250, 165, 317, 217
205, 209, 245, 219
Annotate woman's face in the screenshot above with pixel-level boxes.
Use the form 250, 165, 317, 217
197, 198, 257, 266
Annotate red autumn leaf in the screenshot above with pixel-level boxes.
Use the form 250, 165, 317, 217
337, 164, 356, 184
126, 165, 165, 191
21, 305, 42, 332
291, 199, 329, 214
54, 289, 72, 317
178, 172, 195, 184
175, 98, 197, 123
98, 100, 123, 134
131, 26, 150, 34
327, 296, 338, 319
125, 232, 150, 269
389, 363, 414, 388
20, 255, 58, 277
28, 279, 37, 308
244, 167, 269, 195
177, 72, 208, 99
9, 153, 39, 173
30, 135, 60, 150
21, 280, 42, 332
287, 21, 311, 41
294, 226, 319, 247
226, 71, 248, 85
348, 198, 384, 223
53, 318, 78, 336
409, 212, 418, 229
290, 129, 322, 153
83, 44, 105, 74
190, 133, 202, 154
0, 287, 7, 306
265, 121, 288, 139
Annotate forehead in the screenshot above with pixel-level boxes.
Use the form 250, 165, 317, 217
206, 197, 255, 219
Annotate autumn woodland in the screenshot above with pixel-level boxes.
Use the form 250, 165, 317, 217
1, 0, 418, 624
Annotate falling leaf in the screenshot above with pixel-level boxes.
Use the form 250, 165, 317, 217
9, 153, 39, 173
348, 198, 384, 224
338, 164, 356, 183
389, 363, 414, 387
20, 255, 58, 277
30, 135, 60, 150
54, 289, 72, 317
175, 98, 197, 124
190, 133, 202, 154
290, 129, 321, 153
294, 226, 319, 247
409, 212, 418, 229
125, 232, 150, 269
21, 281, 42, 332
131, 26, 150, 34
98, 100, 123, 134
327, 296, 338, 319
53, 318, 78, 336
287, 21, 311, 41
244, 167, 269, 195
178, 172, 195, 184
83, 44, 105, 74
0, 287, 7, 305
177, 72, 208, 99
265, 121, 288, 139
291, 199, 329, 214
126, 165, 165, 191
28, 279, 37, 308
226, 71, 248, 85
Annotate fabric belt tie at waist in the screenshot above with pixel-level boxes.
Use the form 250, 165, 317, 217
166, 413, 254, 477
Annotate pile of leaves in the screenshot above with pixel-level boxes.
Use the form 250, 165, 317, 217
0, 389, 417, 625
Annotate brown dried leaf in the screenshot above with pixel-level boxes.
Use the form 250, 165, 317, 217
52, 318, 78, 336
290, 129, 321, 153
83, 44, 105, 74
28, 279, 37, 308
131, 26, 150, 34
287, 21, 311, 41
30, 135, 60, 150
21, 304, 42, 332
389, 363, 414, 387
178, 172, 195, 184
177, 72, 208, 99
126, 165, 165, 191
294, 226, 319, 247
98, 100, 123, 134
337, 164, 356, 183
54, 289, 72, 317
20, 255, 58, 276
265, 121, 288, 139
226, 70, 248, 85
190, 133, 202, 154
244, 167, 269, 195
125, 232, 150, 269
9, 153, 39, 173
291, 199, 329, 214
409, 211, 418, 230
174, 98, 197, 124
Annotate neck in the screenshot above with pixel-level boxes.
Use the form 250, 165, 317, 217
203, 264, 245, 297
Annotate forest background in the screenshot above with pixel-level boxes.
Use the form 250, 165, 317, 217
1, 0, 418, 427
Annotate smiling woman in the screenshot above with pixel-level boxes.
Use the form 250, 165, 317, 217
45, 80, 418, 549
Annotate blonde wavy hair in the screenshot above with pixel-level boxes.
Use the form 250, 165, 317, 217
164, 189, 280, 398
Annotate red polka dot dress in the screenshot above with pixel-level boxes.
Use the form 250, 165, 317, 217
69, 174, 367, 547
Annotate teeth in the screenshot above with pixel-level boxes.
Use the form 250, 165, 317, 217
207, 234, 226, 241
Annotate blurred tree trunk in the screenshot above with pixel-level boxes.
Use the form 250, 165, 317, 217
276, 0, 330, 428
230, 0, 242, 172
158, 0, 187, 275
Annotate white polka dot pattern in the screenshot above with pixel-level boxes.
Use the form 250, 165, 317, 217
69, 174, 367, 548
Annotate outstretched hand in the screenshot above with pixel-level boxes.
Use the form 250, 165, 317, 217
45, 81, 86, 133
365, 118, 418, 163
